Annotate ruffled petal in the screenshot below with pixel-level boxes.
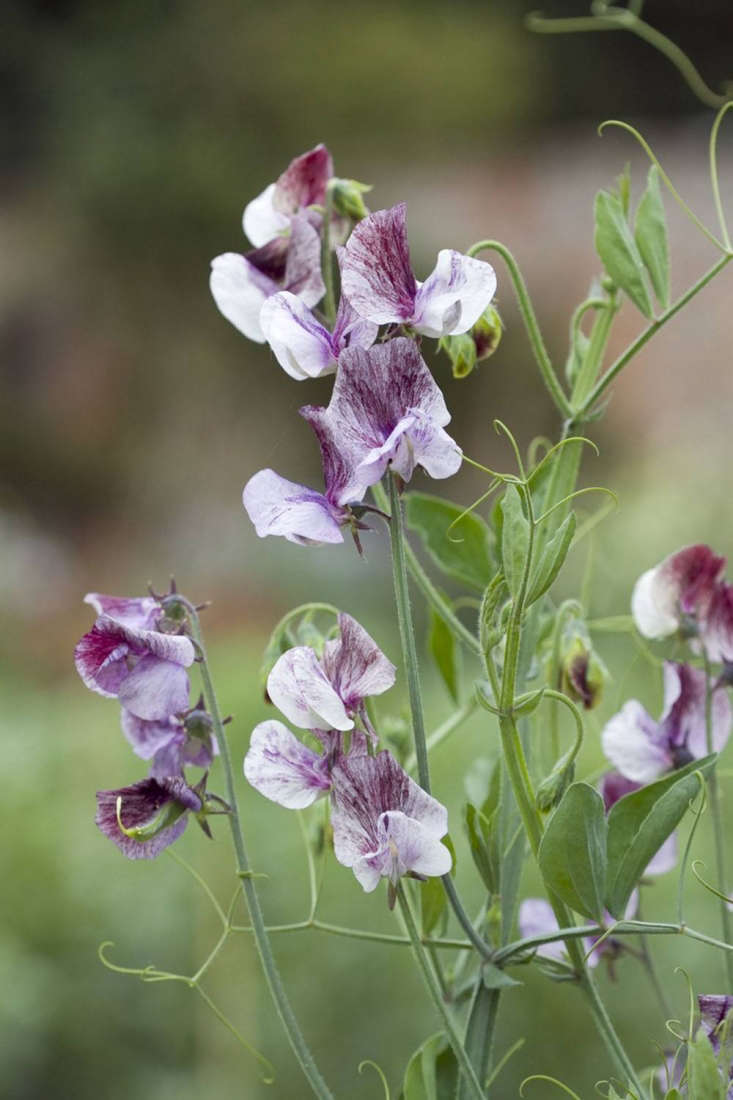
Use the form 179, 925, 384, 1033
414, 249, 497, 338
117, 654, 190, 721
244, 720, 331, 809
243, 183, 290, 248
321, 612, 396, 710
273, 144, 333, 216
282, 217, 326, 306
632, 544, 725, 639
84, 594, 159, 630
398, 409, 462, 481
120, 709, 183, 761
259, 292, 335, 380
267, 646, 352, 731
601, 700, 670, 783
242, 468, 345, 545
95, 776, 198, 859
74, 625, 131, 698
209, 252, 274, 342
340, 203, 417, 324
330, 290, 379, 355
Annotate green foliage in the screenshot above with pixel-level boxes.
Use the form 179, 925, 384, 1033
635, 164, 670, 309
500, 485, 530, 598
594, 189, 654, 318
421, 875, 448, 938
605, 756, 714, 918
406, 492, 494, 591
428, 606, 461, 702
401, 1033, 458, 1100
538, 782, 607, 922
687, 1028, 726, 1100
526, 511, 576, 606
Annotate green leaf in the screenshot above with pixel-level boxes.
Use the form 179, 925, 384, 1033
538, 782, 607, 922
500, 485, 530, 598
526, 511, 576, 605
403, 1033, 457, 1100
464, 802, 497, 894
428, 606, 461, 703
405, 492, 494, 591
594, 189, 654, 318
605, 755, 715, 919
687, 1028, 726, 1100
420, 875, 447, 938
635, 164, 670, 309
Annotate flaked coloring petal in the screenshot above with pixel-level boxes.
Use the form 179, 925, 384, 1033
322, 612, 396, 711
95, 776, 199, 859
601, 699, 670, 783
340, 203, 417, 324
243, 468, 345, 545
267, 646, 353, 731
244, 720, 332, 809
414, 249, 497, 338
260, 292, 335, 380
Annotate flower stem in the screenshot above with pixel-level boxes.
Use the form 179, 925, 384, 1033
321, 182, 337, 325
396, 885, 487, 1100
703, 655, 733, 987
186, 607, 335, 1100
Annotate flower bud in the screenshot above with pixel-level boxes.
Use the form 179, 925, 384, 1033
558, 620, 608, 710
536, 756, 575, 813
440, 306, 502, 379
330, 178, 372, 222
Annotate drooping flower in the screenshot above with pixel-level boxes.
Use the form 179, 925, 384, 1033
330, 750, 452, 894
121, 704, 217, 781
340, 203, 496, 337
631, 544, 725, 640
601, 662, 730, 784
599, 771, 677, 875
266, 612, 395, 733
259, 286, 377, 380
210, 216, 325, 343
75, 593, 195, 721
243, 719, 334, 809
242, 144, 334, 248
95, 776, 202, 859
518, 893, 638, 971
302, 337, 462, 504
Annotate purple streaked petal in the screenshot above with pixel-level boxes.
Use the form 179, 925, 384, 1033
322, 613, 396, 711
518, 898, 566, 962
242, 468, 346, 545
95, 776, 199, 859
267, 646, 352, 731
659, 661, 730, 762
350, 810, 452, 891
209, 252, 275, 342
632, 544, 726, 639
243, 183, 290, 248
282, 216, 326, 306
704, 581, 733, 664
84, 594, 159, 630
397, 409, 462, 482
340, 203, 417, 324
699, 995, 733, 1052
75, 625, 132, 698
120, 709, 183, 761
414, 249, 497, 338
259, 292, 335, 380
117, 654, 190, 721
601, 700, 670, 783
272, 144, 333, 217
299, 405, 367, 508
244, 720, 332, 809
355, 413, 419, 485
330, 289, 379, 355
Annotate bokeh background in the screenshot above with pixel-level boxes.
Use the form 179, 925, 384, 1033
3, 1, 733, 1096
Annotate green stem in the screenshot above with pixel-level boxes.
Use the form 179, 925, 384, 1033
569, 292, 618, 412
575, 254, 733, 418
397, 886, 487, 1100
710, 103, 733, 251
493, 920, 733, 965
702, 654, 733, 986
320, 182, 337, 325
467, 240, 572, 419
186, 608, 335, 1100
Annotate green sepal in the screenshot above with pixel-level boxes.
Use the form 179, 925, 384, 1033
594, 189, 654, 318
635, 163, 670, 309
538, 782, 607, 922
481, 961, 521, 990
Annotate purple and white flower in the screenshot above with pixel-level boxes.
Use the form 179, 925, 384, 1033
75, 592, 195, 722
601, 662, 730, 784
210, 216, 325, 343
243, 144, 334, 248
243, 719, 334, 809
259, 287, 377, 380
243, 468, 351, 546
121, 708, 217, 781
302, 337, 463, 504
600, 771, 677, 875
330, 750, 452, 893
698, 995, 733, 1098
266, 612, 395, 733
340, 203, 496, 337
632, 544, 726, 640
518, 894, 638, 970
95, 775, 202, 859
703, 580, 733, 664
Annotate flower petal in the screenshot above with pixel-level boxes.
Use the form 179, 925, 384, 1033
244, 719, 331, 809
95, 776, 198, 859
414, 249, 497, 338
518, 898, 566, 962
242, 468, 345, 545
322, 612, 396, 710
267, 646, 352, 731
120, 709, 183, 761
601, 699, 670, 783
75, 625, 131, 698
282, 216, 326, 306
117, 654, 190, 721
632, 544, 725, 639
340, 203, 417, 324
210, 252, 274, 342
84, 594, 159, 630
273, 144, 333, 216
330, 287, 379, 355
243, 183, 291, 248
703, 581, 733, 664
259, 292, 335, 380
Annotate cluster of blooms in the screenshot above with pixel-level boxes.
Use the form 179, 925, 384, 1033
74, 591, 218, 858
244, 612, 452, 897
521, 545, 733, 963
209, 144, 497, 547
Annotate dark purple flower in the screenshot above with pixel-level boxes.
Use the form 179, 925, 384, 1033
632, 544, 726, 640
259, 286, 377, 380
95, 776, 202, 859
600, 772, 677, 875
75, 593, 195, 721
121, 707, 217, 780
267, 612, 395, 732
330, 750, 451, 893
340, 203, 496, 337
244, 719, 334, 809
601, 661, 730, 783
243, 144, 334, 247
302, 337, 462, 505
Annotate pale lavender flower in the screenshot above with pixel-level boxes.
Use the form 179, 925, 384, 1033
95, 776, 202, 859
698, 995, 733, 1098
340, 203, 496, 337
75, 593, 195, 721
600, 771, 677, 875
632, 544, 726, 640
302, 337, 462, 505
243, 144, 334, 248
243, 719, 334, 809
330, 750, 452, 894
121, 706, 217, 781
243, 468, 351, 546
210, 216, 325, 343
518, 894, 638, 970
267, 612, 395, 733
601, 661, 730, 784
259, 287, 377, 380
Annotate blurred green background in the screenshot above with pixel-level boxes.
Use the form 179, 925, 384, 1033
3, 1, 733, 1097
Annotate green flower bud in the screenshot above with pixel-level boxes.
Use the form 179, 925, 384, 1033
558, 620, 608, 711
330, 177, 372, 222
536, 755, 575, 813
439, 306, 502, 379
440, 332, 476, 379
471, 305, 503, 361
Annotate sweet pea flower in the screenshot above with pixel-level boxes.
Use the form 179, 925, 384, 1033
210, 216, 325, 343
242, 468, 353, 546
259, 286, 377, 380
96, 776, 202, 859
340, 203, 496, 337
75, 593, 195, 721
698, 995, 733, 1098
703, 580, 733, 664
518, 894, 638, 970
302, 337, 462, 504
631, 544, 725, 640
244, 719, 336, 809
121, 704, 217, 781
600, 771, 677, 875
330, 750, 452, 895
267, 612, 395, 733
601, 662, 730, 784
243, 144, 333, 248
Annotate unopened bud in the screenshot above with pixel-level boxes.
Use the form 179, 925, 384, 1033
558, 620, 608, 711
330, 178, 372, 222
536, 756, 575, 812
185, 706, 214, 740
440, 307, 503, 379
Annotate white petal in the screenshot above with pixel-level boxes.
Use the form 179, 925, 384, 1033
210, 253, 272, 342
631, 566, 680, 639
242, 469, 344, 546
267, 647, 353, 731
243, 183, 290, 248
414, 250, 497, 338
243, 720, 330, 809
260, 292, 335, 380
601, 700, 670, 783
